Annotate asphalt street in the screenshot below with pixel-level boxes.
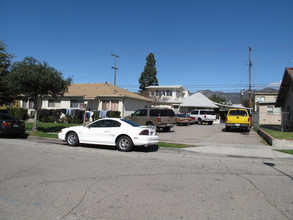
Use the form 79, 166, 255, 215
0, 136, 293, 220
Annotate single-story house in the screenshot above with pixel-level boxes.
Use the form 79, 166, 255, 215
20, 82, 152, 119
179, 92, 219, 113
276, 67, 293, 131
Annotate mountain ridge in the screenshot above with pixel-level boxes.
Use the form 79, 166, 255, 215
196, 88, 279, 104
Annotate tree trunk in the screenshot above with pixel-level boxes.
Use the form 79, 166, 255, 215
31, 98, 38, 133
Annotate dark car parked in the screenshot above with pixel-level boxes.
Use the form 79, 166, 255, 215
0, 113, 26, 136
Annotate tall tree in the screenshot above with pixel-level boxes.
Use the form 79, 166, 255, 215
0, 40, 14, 105
9, 56, 72, 132
139, 52, 158, 93
209, 94, 226, 104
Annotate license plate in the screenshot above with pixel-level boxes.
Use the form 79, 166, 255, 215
167, 124, 172, 126
13, 124, 19, 127
235, 124, 240, 127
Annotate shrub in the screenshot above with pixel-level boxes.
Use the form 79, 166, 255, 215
108, 111, 121, 118
7, 108, 28, 120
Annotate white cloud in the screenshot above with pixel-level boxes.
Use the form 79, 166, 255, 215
267, 81, 281, 88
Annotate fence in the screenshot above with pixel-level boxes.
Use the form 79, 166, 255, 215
252, 112, 290, 132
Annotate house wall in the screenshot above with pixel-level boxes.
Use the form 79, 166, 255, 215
258, 105, 281, 125
147, 87, 188, 100
254, 93, 278, 111
283, 83, 293, 131
123, 98, 151, 118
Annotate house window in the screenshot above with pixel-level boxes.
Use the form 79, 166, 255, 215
167, 90, 173, 96
29, 101, 34, 109
102, 100, 119, 111
48, 99, 61, 108
22, 100, 28, 109
156, 90, 162, 96
257, 96, 265, 102
70, 100, 83, 108
111, 101, 119, 111
267, 105, 273, 114
102, 101, 110, 110
274, 107, 281, 114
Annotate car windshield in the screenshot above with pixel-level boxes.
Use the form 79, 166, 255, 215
121, 119, 141, 127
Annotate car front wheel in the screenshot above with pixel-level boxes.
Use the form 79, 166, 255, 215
66, 132, 79, 146
117, 136, 133, 152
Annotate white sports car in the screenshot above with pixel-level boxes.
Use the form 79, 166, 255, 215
58, 118, 159, 152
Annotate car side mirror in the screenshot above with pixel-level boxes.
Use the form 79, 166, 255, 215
131, 113, 134, 117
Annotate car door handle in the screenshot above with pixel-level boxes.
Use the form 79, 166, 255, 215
104, 130, 110, 133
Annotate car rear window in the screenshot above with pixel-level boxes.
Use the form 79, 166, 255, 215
160, 109, 175, 117
177, 114, 189, 117
229, 110, 248, 116
0, 114, 16, 121
205, 111, 215, 115
121, 119, 140, 127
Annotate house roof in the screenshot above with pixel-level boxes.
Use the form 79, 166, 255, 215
276, 67, 293, 107
180, 92, 219, 108
63, 82, 152, 102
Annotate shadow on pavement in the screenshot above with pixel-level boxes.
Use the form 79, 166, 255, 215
63, 143, 159, 153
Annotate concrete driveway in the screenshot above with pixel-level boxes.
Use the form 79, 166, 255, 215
157, 123, 293, 159
158, 123, 263, 146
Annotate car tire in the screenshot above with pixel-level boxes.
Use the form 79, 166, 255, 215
117, 136, 133, 152
146, 122, 153, 125
226, 127, 230, 132
163, 127, 171, 132
208, 121, 213, 125
198, 118, 203, 125
66, 132, 79, 146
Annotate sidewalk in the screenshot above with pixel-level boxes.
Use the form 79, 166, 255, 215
178, 143, 293, 159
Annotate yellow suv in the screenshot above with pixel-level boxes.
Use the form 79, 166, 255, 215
225, 109, 251, 132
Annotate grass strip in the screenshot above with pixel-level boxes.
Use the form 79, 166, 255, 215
274, 149, 293, 155
158, 142, 196, 148
260, 127, 293, 140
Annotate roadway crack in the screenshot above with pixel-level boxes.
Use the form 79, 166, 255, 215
236, 173, 290, 220
59, 183, 95, 220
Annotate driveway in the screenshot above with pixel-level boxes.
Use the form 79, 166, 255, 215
158, 123, 264, 146
158, 124, 293, 158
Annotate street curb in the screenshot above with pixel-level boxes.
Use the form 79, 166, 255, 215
257, 128, 293, 149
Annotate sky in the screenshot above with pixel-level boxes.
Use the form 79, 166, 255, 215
2, 0, 293, 93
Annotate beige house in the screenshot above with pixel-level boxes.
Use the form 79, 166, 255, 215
20, 82, 152, 119
254, 92, 281, 125
276, 67, 293, 131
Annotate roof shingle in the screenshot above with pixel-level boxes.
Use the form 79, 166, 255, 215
64, 83, 152, 101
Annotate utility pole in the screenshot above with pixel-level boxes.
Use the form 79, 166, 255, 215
111, 54, 119, 86
249, 47, 252, 109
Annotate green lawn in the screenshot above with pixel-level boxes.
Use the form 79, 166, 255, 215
260, 125, 293, 140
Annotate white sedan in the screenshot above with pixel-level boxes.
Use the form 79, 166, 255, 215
58, 118, 159, 152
